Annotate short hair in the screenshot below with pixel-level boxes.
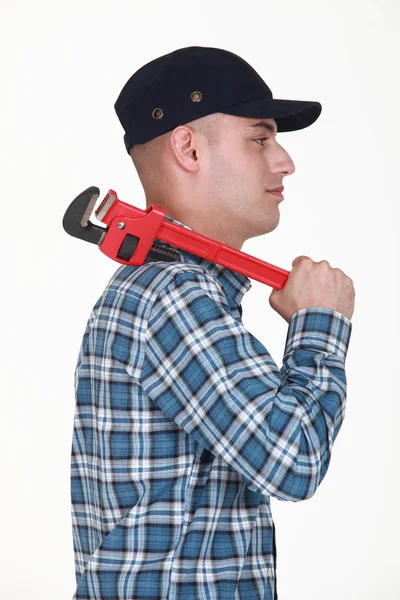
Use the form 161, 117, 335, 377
129, 112, 224, 181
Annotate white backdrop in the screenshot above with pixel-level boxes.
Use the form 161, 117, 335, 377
2, 1, 399, 598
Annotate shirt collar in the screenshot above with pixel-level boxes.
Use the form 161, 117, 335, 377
157, 215, 252, 308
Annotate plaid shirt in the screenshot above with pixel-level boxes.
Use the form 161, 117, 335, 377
71, 215, 352, 600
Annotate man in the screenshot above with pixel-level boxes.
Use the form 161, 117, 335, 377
71, 46, 355, 600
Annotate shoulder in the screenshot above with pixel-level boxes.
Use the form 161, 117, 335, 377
105, 261, 228, 319
135, 261, 224, 297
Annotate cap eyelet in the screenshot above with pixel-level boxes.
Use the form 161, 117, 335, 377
191, 91, 202, 102
152, 108, 163, 119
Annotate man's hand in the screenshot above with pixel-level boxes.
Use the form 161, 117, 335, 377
269, 255, 355, 323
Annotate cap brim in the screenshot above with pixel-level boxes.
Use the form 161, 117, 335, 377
220, 97, 322, 132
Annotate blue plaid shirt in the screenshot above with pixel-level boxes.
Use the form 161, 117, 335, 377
71, 215, 352, 599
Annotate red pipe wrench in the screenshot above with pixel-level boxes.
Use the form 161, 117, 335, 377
63, 186, 290, 290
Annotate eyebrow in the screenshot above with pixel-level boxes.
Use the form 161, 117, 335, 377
247, 121, 278, 135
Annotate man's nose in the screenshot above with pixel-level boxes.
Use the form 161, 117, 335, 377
268, 149, 295, 178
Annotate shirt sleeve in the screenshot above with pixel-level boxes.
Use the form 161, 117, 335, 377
139, 269, 352, 502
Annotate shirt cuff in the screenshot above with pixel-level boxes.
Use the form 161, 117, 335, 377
283, 307, 353, 362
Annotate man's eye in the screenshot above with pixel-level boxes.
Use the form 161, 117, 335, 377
255, 137, 270, 146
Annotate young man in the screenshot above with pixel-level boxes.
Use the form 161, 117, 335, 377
70, 45, 355, 600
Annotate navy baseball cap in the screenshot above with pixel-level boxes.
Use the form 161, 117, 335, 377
114, 45, 322, 155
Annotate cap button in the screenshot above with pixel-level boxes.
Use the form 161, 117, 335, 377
152, 108, 164, 119
191, 91, 202, 102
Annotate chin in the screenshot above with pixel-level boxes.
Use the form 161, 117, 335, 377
264, 216, 280, 235
248, 220, 278, 240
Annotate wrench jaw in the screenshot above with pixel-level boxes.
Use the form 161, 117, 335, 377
62, 187, 181, 264
81, 190, 100, 228
62, 186, 107, 245
95, 190, 117, 222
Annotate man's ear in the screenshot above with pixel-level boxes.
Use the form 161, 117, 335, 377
169, 126, 200, 173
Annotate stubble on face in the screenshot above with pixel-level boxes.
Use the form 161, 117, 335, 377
202, 118, 281, 243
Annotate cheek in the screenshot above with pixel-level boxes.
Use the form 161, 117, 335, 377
235, 150, 260, 179
210, 143, 261, 188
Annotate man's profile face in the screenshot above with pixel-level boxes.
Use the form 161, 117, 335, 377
201, 113, 295, 240
137, 112, 297, 248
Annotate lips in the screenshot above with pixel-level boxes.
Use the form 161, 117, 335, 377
266, 188, 284, 201
267, 186, 284, 193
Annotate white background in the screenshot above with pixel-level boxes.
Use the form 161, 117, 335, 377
2, 0, 399, 598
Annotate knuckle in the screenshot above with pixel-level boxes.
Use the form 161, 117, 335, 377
294, 256, 312, 269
